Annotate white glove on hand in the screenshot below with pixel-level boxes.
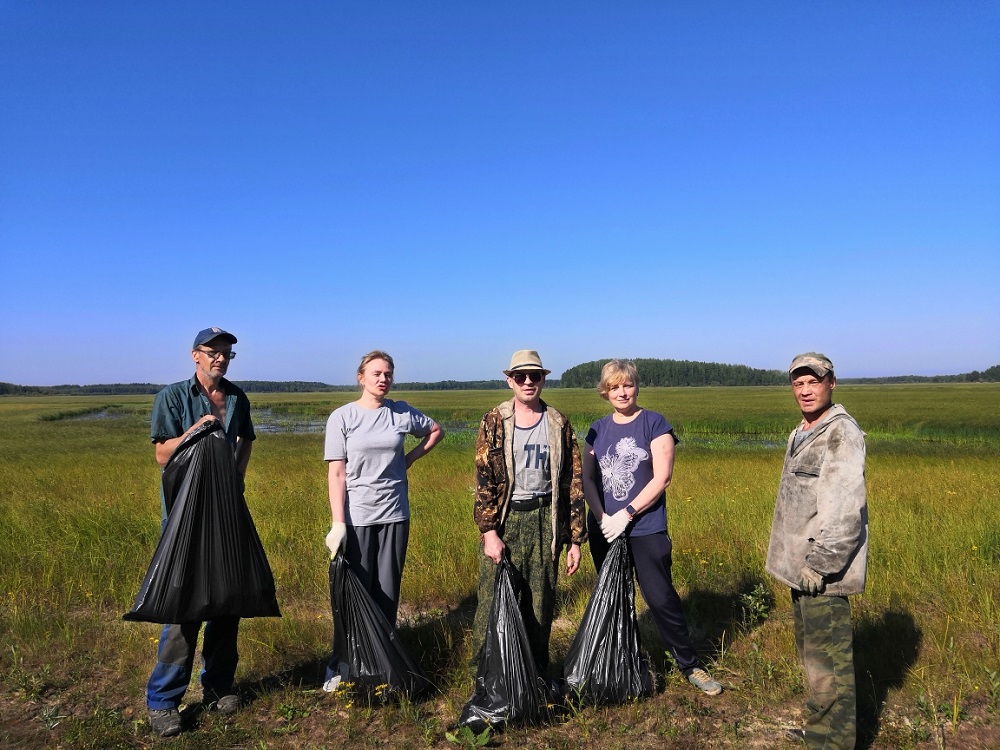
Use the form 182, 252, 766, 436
798, 565, 825, 595
601, 509, 631, 542
325, 522, 347, 559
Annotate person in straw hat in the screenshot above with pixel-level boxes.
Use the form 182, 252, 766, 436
470, 349, 587, 675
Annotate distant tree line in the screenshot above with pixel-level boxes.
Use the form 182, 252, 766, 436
238, 380, 517, 392
560, 359, 789, 388
0, 382, 164, 396
393, 379, 510, 390
2, 363, 997, 396
0, 379, 513, 395
561, 360, 1000, 388
236, 381, 351, 393
839, 363, 1000, 385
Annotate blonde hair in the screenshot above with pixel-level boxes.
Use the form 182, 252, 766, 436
357, 350, 394, 383
597, 359, 638, 400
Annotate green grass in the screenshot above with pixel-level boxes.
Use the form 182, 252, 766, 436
1, 384, 999, 748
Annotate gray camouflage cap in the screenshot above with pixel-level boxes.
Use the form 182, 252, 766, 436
788, 352, 834, 378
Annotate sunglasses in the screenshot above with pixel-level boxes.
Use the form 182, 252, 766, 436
511, 371, 544, 385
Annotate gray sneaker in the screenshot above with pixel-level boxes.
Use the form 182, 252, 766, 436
782, 727, 806, 743
203, 691, 241, 714
687, 668, 723, 696
148, 708, 182, 737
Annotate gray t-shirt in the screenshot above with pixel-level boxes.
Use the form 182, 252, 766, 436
511, 412, 552, 501
324, 398, 435, 526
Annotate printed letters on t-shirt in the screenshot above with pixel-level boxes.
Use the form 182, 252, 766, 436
523, 442, 549, 472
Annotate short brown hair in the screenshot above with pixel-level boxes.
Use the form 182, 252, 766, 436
597, 359, 638, 401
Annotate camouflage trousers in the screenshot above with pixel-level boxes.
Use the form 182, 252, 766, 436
471, 505, 558, 674
791, 590, 857, 750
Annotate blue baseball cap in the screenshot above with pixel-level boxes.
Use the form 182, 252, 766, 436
193, 327, 238, 348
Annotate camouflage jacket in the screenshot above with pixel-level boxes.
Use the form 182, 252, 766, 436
474, 398, 587, 559
766, 404, 868, 596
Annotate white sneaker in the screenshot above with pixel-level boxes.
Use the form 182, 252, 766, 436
322, 675, 342, 693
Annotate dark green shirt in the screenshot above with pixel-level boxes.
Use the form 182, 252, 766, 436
149, 375, 255, 517
150, 374, 255, 448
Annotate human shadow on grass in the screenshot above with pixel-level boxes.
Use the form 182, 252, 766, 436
397, 592, 480, 688
853, 609, 921, 749
227, 594, 479, 713
564, 575, 775, 691
235, 653, 333, 704
626, 572, 778, 688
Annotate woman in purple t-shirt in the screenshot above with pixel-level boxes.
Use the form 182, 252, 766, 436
582, 359, 722, 696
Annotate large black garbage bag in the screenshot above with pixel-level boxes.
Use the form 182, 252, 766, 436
562, 537, 652, 703
328, 554, 432, 699
124, 421, 281, 624
459, 556, 554, 732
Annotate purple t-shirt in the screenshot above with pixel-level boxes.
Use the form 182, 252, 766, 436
586, 409, 677, 537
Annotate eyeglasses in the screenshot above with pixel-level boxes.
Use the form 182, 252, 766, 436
196, 348, 236, 361
511, 371, 544, 385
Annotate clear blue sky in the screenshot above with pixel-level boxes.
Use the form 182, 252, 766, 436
2, 2, 998, 385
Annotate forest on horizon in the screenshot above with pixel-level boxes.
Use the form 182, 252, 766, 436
2, 358, 998, 396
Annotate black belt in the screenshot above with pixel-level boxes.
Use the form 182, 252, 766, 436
510, 493, 552, 511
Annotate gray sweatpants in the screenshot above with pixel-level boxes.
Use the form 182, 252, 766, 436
326, 520, 410, 683
345, 520, 410, 627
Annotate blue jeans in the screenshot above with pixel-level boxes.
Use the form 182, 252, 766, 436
146, 618, 240, 710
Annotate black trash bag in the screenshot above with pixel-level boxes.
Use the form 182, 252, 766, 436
124, 421, 281, 624
562, 537, 653, 704
328, 554, 432, 700
458, 556, 555, 732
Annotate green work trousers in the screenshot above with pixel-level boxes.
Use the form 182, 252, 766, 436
791, 590, 857, 750
471, 505, 558, 674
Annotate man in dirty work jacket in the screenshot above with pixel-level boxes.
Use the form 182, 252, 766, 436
766, 352, 867, 750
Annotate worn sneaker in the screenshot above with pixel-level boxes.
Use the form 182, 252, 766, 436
148, 708, 182, 737
203, 691, 241, 714
322, 675, 342, 693
687, 668, 723, 695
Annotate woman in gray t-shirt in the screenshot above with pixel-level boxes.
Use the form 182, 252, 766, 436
321, 350, 443, 691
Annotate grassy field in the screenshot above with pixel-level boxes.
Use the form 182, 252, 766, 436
1, 383, 998, 749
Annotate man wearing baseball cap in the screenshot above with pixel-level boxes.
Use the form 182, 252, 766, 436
766, 353, 868, 748
144, 327, 256, 737
470, 349, 587, 675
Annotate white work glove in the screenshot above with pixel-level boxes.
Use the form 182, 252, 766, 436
798, 565, 825, 595
601, 509, 631, 542
325, 522, 347, 559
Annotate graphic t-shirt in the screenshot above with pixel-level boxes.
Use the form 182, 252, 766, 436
324, 398, 435, 525
511, 412, 552, 501
586, 409, 677, 537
